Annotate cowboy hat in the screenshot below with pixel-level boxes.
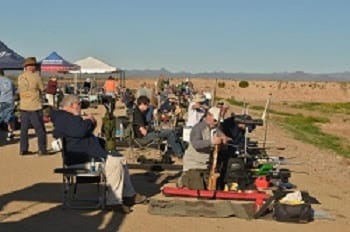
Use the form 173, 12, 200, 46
23, 57, 37, 67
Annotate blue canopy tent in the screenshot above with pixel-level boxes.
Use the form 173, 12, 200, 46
0, 41, 24, 70
41, 51, 81, 93
40, 51, 79, 72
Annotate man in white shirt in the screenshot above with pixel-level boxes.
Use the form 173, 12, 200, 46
186, 94, 208, 127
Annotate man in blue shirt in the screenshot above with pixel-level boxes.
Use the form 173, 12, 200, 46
0, 69, 16, 141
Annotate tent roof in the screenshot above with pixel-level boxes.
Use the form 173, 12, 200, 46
72, 56, 117, 74
0, 41, 24, 70
41, 51, 79, 72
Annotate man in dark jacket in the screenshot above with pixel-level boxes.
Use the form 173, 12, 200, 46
51, 95, 146, 212
51, 97, 105, 165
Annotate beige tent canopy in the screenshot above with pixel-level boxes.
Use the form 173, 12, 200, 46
71, 56, 117, 74
70, 56, 125, 88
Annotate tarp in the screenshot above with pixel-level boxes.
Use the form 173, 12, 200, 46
41, 51, 79, 72
71, 56, 117, 74
0, 41, 24, 70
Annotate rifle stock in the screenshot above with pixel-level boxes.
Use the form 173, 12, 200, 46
208, 144, 220, 190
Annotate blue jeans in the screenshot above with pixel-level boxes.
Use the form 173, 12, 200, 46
146, 129, 183, 157
145, 105, 154, 125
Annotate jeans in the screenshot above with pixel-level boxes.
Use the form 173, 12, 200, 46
145, 105, 154, 125
146, 129, 183, 157
20, 110, 47, 153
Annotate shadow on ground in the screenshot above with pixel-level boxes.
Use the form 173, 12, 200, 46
0, 171, 176, 232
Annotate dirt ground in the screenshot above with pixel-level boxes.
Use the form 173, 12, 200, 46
0, 79, 350, 232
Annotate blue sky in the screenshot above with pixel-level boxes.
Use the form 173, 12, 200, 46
1, 0, 350, 73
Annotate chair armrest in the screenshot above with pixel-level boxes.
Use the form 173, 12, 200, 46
54, 167, 90, 174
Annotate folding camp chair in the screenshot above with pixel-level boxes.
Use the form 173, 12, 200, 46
119, 110, 169, 163
53, 138, 107, 209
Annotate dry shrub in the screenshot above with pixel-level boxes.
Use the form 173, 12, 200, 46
218, 82, 225, 88
238, 80, 249, 88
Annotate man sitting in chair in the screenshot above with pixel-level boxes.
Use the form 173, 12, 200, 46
133, 95, 184, 158
51, 95, 146, 213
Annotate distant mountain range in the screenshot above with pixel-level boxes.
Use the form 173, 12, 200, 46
125, 68, 350, 81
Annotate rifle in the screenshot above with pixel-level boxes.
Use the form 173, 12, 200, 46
207, 83, 220, 191
207, 143, 220, 190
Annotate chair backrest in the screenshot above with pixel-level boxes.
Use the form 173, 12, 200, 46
123, 119, 134, 141
59, 138, 68, 167
51, 138, 63, 152
58, 137, 87, 167
129, 108, 159, 147
51, 137, 67, 165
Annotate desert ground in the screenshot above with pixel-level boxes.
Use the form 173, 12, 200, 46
0, 78, 349, 232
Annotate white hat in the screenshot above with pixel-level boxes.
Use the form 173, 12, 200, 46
192, 94, 206, 103
208, 107, 220, 121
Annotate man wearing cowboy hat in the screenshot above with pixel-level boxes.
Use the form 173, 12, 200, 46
185, 93, 208, 127
17, 57, 47, 155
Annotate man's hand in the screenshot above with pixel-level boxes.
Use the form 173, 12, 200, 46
85, 114, 97, 125
212, 134, 223, 145
213, 134, 231, 145
221, 135, 231, 144
139, 126, 148, 136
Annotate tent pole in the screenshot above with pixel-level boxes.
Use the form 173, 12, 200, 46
74, 72, 78, 94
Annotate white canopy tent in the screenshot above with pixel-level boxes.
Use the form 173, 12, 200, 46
70, 56, 126, 90
71, 56, 118, 74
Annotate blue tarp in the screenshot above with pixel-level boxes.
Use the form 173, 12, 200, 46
0, 41, 24, 70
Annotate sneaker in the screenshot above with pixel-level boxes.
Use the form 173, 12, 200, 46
134, 193, 147, 204
19, 151, 33, 156
123, 193, 147, 206
38, 150, 50, 156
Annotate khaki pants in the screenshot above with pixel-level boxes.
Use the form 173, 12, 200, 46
180, 169, 209, 190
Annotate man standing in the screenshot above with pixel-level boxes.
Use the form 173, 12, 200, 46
103, 76, 119, 98
17, 57, 47, 155
0, 69, 16, 141
45, 76, 57, 107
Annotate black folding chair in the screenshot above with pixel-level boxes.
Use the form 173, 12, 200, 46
53, 138, 107, 209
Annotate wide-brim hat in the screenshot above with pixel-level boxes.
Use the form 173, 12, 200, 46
23, 57, 38, 67
192, 94, 206, 103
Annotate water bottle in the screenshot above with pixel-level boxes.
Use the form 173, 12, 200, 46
90, 158, 96, 172
115, 129, 121, 138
